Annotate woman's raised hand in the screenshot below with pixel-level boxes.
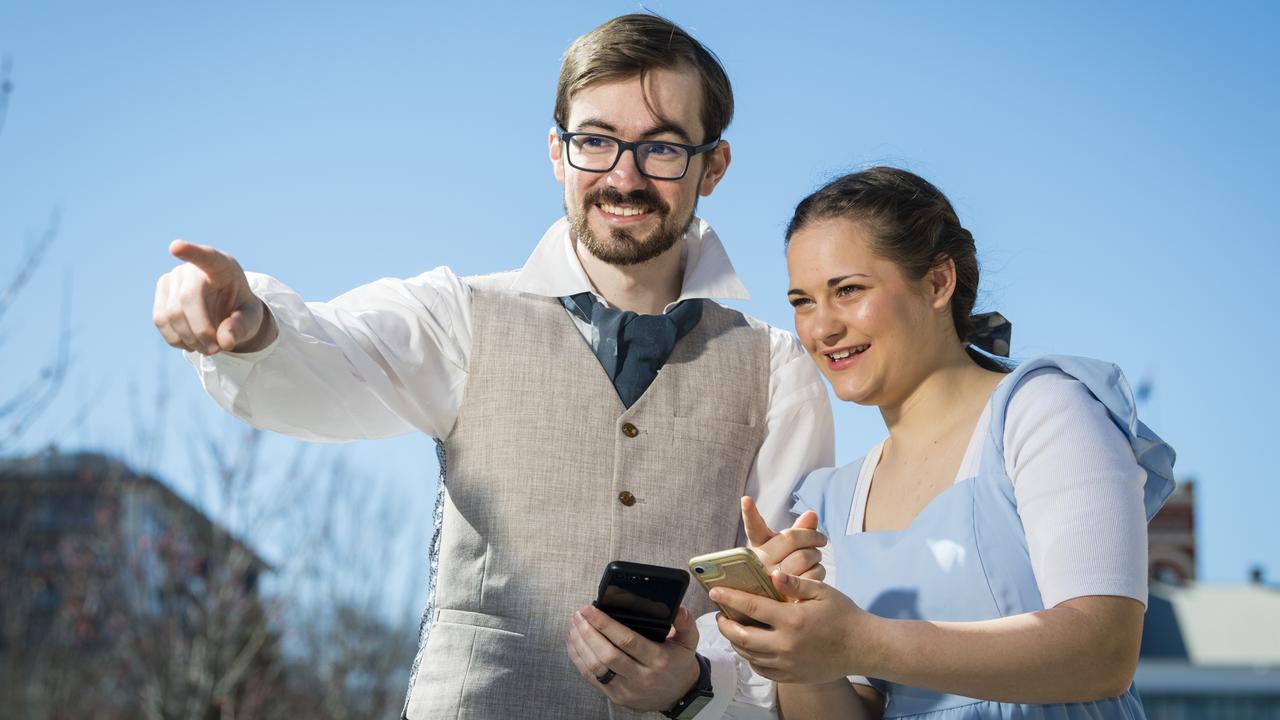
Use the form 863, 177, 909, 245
741, 496, 827, 581
723, 497, 873, 685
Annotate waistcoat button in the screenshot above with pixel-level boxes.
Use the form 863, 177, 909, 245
618, 491, 636, 507
621, 422, 639, 438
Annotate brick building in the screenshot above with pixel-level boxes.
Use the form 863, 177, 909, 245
1139, 479, 1280, 717
1148, 479, 1196, 586
0, 451, 274, 716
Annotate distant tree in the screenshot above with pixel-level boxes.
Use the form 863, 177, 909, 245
0, 442, 422, 719
0, 57, 421, 720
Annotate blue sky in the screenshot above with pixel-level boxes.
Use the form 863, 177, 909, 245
2, 0, 1277, 601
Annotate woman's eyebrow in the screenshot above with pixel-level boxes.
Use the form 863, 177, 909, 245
827, 273, 869, 287
788, 273, 870, 296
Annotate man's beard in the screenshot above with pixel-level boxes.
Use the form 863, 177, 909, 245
569, 187, 694, 266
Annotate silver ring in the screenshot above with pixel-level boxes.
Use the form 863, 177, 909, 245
596, 669, 616, 685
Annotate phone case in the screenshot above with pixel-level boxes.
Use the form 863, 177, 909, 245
688, 548, 783, 625
593, 561, 689, 642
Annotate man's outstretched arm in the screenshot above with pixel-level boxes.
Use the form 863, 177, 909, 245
153, 240, 473, 441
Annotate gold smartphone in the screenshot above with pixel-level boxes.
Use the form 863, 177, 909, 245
688, 547, 783, 625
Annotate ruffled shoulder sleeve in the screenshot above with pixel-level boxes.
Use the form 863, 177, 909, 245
985, 355, 1176, 520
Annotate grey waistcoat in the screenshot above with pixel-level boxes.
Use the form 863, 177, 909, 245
404, 274, 769, 719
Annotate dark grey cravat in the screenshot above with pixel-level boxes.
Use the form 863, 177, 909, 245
561, 292, 703, 408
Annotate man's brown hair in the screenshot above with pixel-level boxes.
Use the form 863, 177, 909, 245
554, 14, 733, 143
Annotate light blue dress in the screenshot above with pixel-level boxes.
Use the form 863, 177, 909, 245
792, 356, 1176, 719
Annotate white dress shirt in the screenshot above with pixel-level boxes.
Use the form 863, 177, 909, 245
187, 216, 835, 718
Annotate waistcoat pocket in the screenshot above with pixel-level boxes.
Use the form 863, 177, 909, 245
406, 610, 529, 719
435, 608, 525, 636
673, 416, 760, 452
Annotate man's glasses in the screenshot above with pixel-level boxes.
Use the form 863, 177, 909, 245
557, 126, 720, 181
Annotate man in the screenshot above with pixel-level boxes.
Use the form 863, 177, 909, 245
153, 14, 832, 719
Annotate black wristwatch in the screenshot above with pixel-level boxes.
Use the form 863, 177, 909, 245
663, 653, 714, 719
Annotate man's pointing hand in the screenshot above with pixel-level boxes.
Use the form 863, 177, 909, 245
153, 240, 275, 355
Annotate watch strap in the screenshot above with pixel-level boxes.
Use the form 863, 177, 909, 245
662, 653, 714, 719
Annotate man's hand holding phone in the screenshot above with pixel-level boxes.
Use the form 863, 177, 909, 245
565, 601, 701, 712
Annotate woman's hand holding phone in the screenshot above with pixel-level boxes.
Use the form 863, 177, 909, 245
687, 499, 832, 626
711, 570, 868, 684
740, 496, 828, 581
706, 496, 868, 684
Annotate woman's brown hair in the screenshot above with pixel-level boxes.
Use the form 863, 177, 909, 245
786, 167, 1009, 372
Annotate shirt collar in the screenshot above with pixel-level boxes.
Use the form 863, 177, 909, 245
510, 216, 751, 307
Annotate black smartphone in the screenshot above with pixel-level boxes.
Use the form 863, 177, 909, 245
593, 561, 689, 643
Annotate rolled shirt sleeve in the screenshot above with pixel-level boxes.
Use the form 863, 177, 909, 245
697, 326, 835, 718
744, 327, 835, 536
186, 267, 473, 442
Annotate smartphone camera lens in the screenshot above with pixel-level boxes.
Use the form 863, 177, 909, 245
694, 566, 705, 574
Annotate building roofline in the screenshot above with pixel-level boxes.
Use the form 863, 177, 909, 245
1, 450, 273, 570
1137, 660, 1280, 695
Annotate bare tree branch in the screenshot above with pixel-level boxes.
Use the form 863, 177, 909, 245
0, 266, 71, 451
0, 58, 70, 451
0, 57, 423, 719
0, 209, 59, 323
0, 57, 12, 137
128, 347, 171, 473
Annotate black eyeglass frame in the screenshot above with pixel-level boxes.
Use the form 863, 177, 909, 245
556, 125, 722, 181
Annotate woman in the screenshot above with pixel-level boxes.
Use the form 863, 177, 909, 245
712, 167, 1175, 719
